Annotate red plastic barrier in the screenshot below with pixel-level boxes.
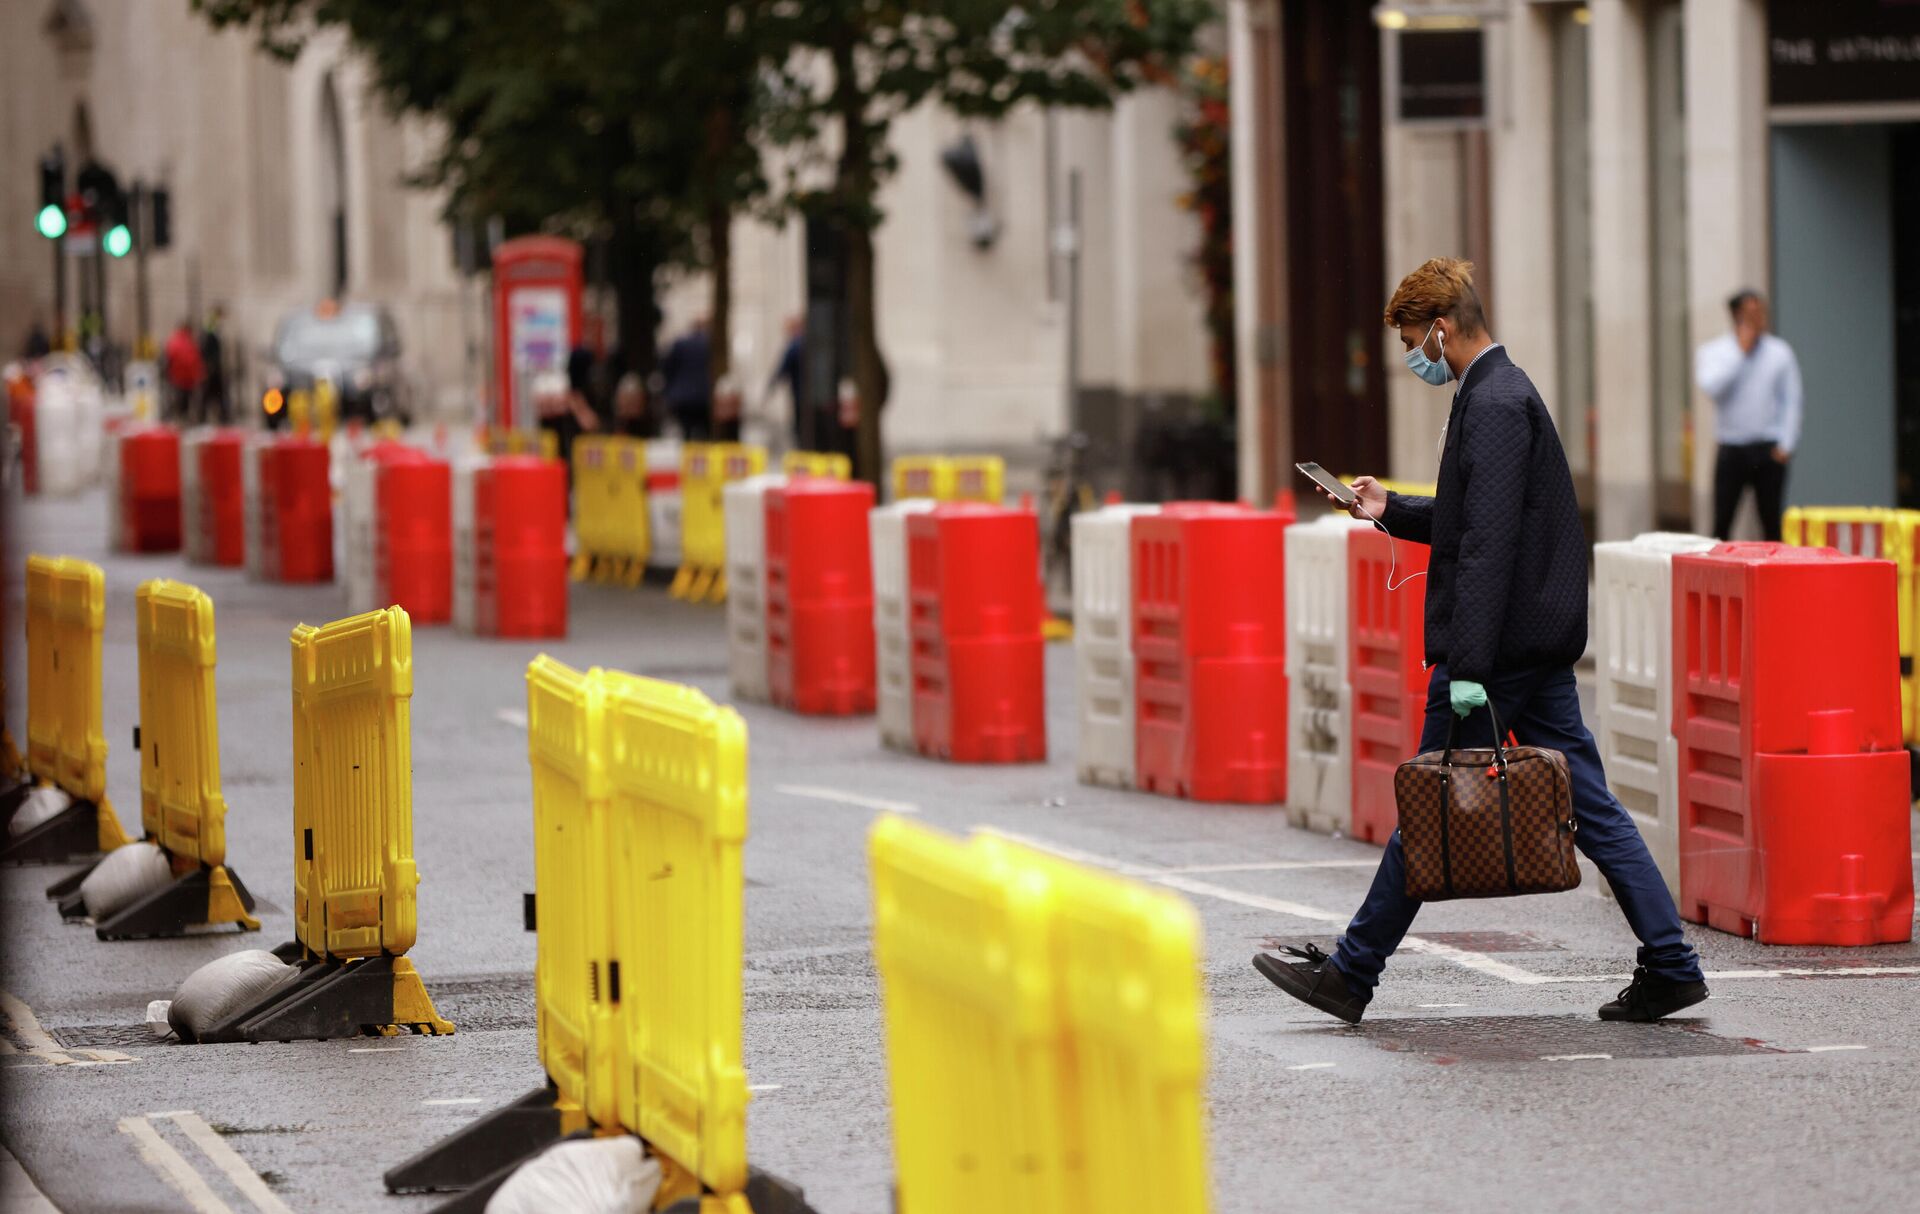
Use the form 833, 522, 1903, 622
120, 425, 183, 552
1672, 542, 1904, 937
478, 456, 568, 637
766, 479, 876, 715
907, 504, 1045, 762
199, 430, 247, 567
1750, 709, 1912, 945
376, 456, 453, 623
1348, 526, 1431, 843
273, 437, 333, 583
1132, 502, 1290, 803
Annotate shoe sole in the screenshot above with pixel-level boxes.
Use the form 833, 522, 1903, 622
1598, 985, 1711, 1022
1252, 954, 1365, 1025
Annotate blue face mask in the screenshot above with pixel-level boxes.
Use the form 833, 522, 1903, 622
1405, 320, 1450, 386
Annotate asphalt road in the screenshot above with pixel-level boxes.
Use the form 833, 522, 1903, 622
4, 487, 1920, 1214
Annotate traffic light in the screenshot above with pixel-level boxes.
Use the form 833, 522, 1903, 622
36, 151, 66, 240
150, 186, 172, 250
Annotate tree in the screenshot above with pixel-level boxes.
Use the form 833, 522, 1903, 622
758, 0, 1214, 481
192, 0, 766, 387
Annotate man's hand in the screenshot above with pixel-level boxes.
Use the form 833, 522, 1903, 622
1449, 679, 1488, 719
1772, 445, 1789, 464
1340, 475, 1390, 521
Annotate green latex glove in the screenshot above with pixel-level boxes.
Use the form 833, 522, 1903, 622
1449, 678, 1488, 718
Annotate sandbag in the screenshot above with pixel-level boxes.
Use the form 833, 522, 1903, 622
8, 786, 73, 836
79, 841, 173, 920
485, 1136, 660, 1214
146, 1000, 175, 1041
169, 950, 295, 1041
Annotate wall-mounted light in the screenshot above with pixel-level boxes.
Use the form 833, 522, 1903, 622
1373, 6, 1494, 31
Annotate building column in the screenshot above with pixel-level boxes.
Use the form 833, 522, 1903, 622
1229, 0, 1286, 505
1683, 0, 1770, 533
1588, 0, 1656, 541
1487, 2, 1560, 436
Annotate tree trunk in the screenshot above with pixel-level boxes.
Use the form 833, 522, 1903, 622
608, 217, 661, 428
830, 33, 890, 486
708, 196, 732, 385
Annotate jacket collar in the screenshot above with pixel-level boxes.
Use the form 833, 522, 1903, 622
1454, 342, 1508, 398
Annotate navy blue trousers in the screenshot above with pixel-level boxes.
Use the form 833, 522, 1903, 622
1330, 663, 1704, 993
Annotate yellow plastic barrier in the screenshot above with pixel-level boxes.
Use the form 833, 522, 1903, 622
133, 580, 257, 932
781, 450, 851, 481
1785, 506, 1920, 744
572, 436, 651, 584
871, 818, 1209, 1214
674, 442, 766, 603
486, 425, 561, 460
21, 555, 129, 855
291, 606, 419, 959
890, 455, 1006, 504
602, 669, 749, 1201
527, 656, 614, 1130
947, 456, 1005, 504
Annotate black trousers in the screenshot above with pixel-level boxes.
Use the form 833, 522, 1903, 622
1713, 440, 1788, 542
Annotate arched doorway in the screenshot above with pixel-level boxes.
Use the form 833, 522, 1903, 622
319, 71, 348, 295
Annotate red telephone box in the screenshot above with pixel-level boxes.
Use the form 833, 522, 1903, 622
491, 236, 583, 429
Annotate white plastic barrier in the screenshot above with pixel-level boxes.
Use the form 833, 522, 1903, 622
724, 473, 787, 702
179, 427, 213, 564
451, 456, 481, 634
1285, 514, 1370, 834
645, 438, 683, 570
1071, 504, 1158, 787
1592, 532, 1717, 902
103, 428, 126, 551
33, 356, 105, 495
341, 451, 381, 615
870, 499, 937, 751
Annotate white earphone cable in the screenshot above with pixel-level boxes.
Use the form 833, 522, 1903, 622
1354, 493, 1426, 592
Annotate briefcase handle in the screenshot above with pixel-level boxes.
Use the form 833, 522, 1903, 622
1440, 698, 1510, 773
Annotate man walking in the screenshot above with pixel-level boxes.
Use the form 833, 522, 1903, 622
659, 317, 713, 441
1263, 257, 1707, 1024
1696, 289, 1802, 541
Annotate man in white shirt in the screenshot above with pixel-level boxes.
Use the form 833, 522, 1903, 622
1694, 289, 1803, 541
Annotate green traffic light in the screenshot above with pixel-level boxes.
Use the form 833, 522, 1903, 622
36, 204, 67, 240
104, 223, 132, 258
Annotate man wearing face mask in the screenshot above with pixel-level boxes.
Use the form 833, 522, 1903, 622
1256, 257, 1707, 1024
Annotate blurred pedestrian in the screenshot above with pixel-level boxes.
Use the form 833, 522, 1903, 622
767, 314, 809, 447
660, 317, 713, 440
1696, 289, 1802, 542
21, 319, 51, 361
163, 319, 203, 423
199, 305, 229, 424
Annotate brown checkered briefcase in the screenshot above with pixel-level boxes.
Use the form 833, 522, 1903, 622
1396, 702, 1580, 901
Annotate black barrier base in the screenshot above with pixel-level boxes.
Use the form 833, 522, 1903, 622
46, 858, 96, 903
384, 1086, 568, 1194
659, 1169, 822, 1214
422, 1130, 593, 1214
88, 866, 259, 940
0, 777, 32, 820
0, 799, 105, 868
196, 954, 398, 1044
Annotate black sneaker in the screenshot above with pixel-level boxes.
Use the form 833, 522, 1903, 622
1597, 967, 1709, 1022
1252, 943, 1369, 1025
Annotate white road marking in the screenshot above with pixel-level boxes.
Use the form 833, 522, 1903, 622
161, 1111, 295, 1214
776, 785, 920, 815
495, 707, 529, 730
0, 1143, 59, 1214
749, 1083, 784, 1092
348, 1046, 406, 1054
986, 829, 1552, 986
1159, 860, 1380, 875
1541, 1054, 1612, 1062
117, 1116, 235, 1214
1805, 1044, 1869, 1053
1286, 1062, 1336, 1071
1417, 1003, 1467, 1009
1535, 966, 1920, 985
422, 1097, 485, 1106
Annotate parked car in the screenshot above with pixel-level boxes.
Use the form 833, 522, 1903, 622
259, 301, 411, 428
